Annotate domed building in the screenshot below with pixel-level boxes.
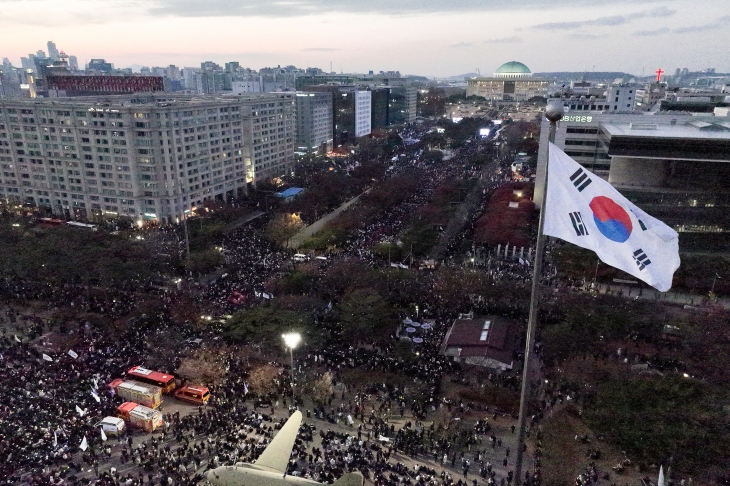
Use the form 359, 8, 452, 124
494, 61, 532, 79
466, 61, 548, 102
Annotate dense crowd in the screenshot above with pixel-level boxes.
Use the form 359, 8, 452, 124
0, 124, 558, 486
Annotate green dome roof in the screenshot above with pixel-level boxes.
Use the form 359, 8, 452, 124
495, 61, 531, 74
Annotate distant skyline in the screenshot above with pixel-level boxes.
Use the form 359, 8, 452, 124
2, 0, 729, 77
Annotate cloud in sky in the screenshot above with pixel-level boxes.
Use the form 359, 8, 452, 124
569, 33, 610, 39
533, 6, 675, 30
145, 0, 668, 18
633, 27, 670, 36
673, 15, 730, 33
1, 0, 728, 76
534, 15, 628, 30
485, 36, 522, 43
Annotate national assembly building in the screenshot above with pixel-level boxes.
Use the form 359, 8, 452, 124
466, 62, 549, 102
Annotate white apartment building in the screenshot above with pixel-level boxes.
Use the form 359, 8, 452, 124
0, 93, 295, 223
354, 90, 371, 138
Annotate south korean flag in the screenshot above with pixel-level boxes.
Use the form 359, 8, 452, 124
543, 143, 680, 291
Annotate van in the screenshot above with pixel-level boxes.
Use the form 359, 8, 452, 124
97, 416, 125, 435
174, 384, 211, 405
292, 254, 308, 262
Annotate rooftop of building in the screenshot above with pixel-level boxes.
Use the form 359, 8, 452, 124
600, 119, 730, 140
0, 92, 293, 108
495, 61, 531, 75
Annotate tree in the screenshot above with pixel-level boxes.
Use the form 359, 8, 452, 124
422, 150, 444, 164
184, 249, 223, 275
308, 372, 334, 407
265, 213, 304, 246
338, 288, 397, 343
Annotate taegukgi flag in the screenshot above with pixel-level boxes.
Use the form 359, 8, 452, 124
544, 143, 680, 292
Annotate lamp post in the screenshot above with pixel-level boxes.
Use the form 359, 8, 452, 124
282, 332, 301, 396
711, 273, 721, 295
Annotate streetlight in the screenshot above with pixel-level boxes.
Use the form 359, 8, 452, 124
711, 273, 721, 295
282, 332, 301, 395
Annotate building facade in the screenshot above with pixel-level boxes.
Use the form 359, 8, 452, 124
535, 111, 730, 236
294, 91, 333, 154
0, 93, 295, 223
354, 90, 372, 138
466, 61, 549, 102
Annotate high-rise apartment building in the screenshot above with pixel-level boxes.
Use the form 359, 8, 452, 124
0, 93, 295, 223
47, 41, 60, 61
294, 91, 333, 154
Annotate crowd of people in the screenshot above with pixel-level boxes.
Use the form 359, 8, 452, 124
0, 122, 565, 486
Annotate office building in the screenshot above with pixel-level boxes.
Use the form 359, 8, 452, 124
0, 93, 295, 223
294, 91, 333, 154
87, 59, 113, 74
295, 71, 403, 90
354, 90, 371, 137
535, 111, 730, 235
370, 86, 418, 129
634, 82, 666, 111
466, 61, 549, 102
549, 85, 637, 112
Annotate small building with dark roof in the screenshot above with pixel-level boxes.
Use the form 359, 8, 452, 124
440, 314, 518, 371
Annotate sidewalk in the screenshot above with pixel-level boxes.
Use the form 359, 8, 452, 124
288, 190, 369, 249
593, 282, 730, 309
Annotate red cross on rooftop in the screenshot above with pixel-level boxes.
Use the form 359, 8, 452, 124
655, 68, 665, 82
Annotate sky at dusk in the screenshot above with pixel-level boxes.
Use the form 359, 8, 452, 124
1, 0, 729, 77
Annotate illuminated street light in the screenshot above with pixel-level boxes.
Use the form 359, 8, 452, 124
282, 332, 301, 394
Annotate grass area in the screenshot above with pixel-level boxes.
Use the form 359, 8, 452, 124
542, 406, 645, 486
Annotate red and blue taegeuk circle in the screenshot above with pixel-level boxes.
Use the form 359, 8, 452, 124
589, 196, 632, 243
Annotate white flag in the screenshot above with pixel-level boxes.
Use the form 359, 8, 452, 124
100, 428, 107, 442
80, 436, 88, 451
14, 335, 21, 343
76, 405, 85, 417
42, 354, 53, 362
53, 431, 58, 448
243, 382, 249, 395
544, 143, 679, 292
658, 465, 665, 486
68, 350, 78, 359
91, 390, 101, 403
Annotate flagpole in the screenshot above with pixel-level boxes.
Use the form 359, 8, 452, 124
514, 103, 563, 484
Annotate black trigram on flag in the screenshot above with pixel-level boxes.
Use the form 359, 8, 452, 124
569, 167, 593, 192
633, 249, 652, 271
569, 211, 589, 236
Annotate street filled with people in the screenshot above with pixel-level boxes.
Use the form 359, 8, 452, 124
0, 121, 562, 486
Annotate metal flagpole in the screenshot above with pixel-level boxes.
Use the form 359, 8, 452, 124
514, 103, 564, 484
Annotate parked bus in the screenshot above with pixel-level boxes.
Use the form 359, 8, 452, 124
38, 217, 65, 226
127, 366, 176, 394
66, 221, 98, 231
